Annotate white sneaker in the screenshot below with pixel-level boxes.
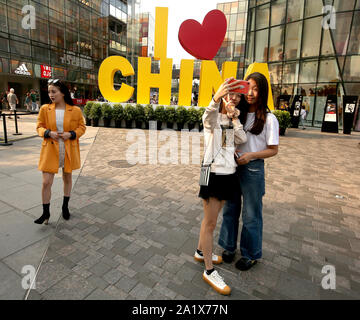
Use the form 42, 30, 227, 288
203, 270, 231, 295
194, 251, 223, 264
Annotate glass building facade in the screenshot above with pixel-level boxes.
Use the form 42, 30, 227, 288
245, 0, 360, 127
215, 0, 249, 79
0, 0, 140, 106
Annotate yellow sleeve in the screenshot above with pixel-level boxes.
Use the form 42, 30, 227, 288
36, 105, 48, 137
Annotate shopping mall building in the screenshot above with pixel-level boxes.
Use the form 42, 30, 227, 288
216, 0, 360, 128
0, 0, 140, 106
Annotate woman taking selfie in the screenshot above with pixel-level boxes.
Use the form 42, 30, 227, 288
218, 72, 279, 271
34, 79, 86, 225
194, 78, 247, 295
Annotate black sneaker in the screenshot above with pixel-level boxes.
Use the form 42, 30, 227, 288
222, 250, 235, 263
235, 257, 257, 271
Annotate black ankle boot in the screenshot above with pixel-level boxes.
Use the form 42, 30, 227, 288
62, 206, 70, 220
34, 204, 50, 225
62, 196, 71, 220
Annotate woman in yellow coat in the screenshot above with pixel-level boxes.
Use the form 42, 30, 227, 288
34, 79, 86, 225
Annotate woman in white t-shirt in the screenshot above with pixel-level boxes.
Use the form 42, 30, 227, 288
218, 72, 279, 271
195, 78, 247, 295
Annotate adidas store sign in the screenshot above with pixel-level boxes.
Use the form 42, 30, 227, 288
14, 64, 31, 76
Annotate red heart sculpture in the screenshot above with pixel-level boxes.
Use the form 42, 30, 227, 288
178, 10, 227, 61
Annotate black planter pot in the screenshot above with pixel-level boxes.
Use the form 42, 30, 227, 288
279, 127, 286, 136
92, 119, 99, 127
157, 121, 163, 130
145, 121, 150, 129
177, 122, 184, 131
103, 118, 111, 127
166, 122, 173, 129
125, 120, 133, 128
115, 120, 122, 128
85, 118, 91, 126
188, 122, 195, 131
135, 121, 143, 129
198, 122, 203, 131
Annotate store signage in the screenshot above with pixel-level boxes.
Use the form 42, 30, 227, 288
60, 52, 93, 69
41, 65, 52, 78
290, 95, 303, 128
14, 63, 31, 76
321, 95, 338, 133
98, 7, 275, 108
343, 96, 358, 135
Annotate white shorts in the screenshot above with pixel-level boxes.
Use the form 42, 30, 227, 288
9, 103, 16, 111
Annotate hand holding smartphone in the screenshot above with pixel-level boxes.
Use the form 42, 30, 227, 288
228, 79, 250, 94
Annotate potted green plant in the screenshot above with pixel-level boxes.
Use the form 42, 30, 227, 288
101, 103, 113, 127
89, 103, 102, 127
144, 104, 155, 129
155, 105, 166, 130
124, 104, 136, 128
273, 110, 291, 136
165, 106, 176, 129
84, 101, 94, 126
112, 104, 124, 128
197, 107, 206, 131
187, 107, 198, 131
135, 104, 145, 129
175, 106, 188, 131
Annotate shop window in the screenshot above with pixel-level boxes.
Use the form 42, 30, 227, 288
49, 24, 64, 48
343, 56, 360, 81
229, 14, 237, 31
299, 60, 318, 83
304, 0, 323, 18
256, 4, 269, 30
318, 59, 340, 82
0, 3, 7, 33
245, 31, 255, 64
10, 40, 31, 56
347, 11, 360, 55
284, 21, 302, 60
271, 0, 286, 26
268, 63, 283, 84
282, 63, 297, 83
321, 29, 335, 56
255, 29, 268, 62
334, 0, 355, 12
301, 17, 322, 58
269, 25, 285, 61
30, 18, 48, 44
48, 0, 65, 13
331, 12, 353, 55
287, 0, 304, 22
0, 37, 8, 52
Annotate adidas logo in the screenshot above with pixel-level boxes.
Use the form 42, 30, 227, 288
14, 64, 31, 76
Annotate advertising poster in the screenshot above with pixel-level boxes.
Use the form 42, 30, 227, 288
321, 95, 338, 133
343, 96, 358, 134
290, 95, 303, 128
277, 95, 291, 111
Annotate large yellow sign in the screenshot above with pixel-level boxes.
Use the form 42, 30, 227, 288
98, 7, 274, 109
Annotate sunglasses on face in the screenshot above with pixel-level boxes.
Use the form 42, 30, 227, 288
48, 79, 60, 85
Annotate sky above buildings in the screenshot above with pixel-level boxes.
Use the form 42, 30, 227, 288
140, 0, 236, 64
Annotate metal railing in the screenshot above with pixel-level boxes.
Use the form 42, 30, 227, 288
0, 110, 31, 146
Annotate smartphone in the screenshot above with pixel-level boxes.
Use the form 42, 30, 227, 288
234, 152, 241, 159
229, 79, 250, 94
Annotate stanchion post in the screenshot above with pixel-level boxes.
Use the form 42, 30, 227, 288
13, 109, 22, 136
0, 114, 13, 146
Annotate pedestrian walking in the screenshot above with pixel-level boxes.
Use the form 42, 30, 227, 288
34, 79, 86, 225
299, 105, 307, 129
7, 88, 19, 119
30, 90, 37, 111
25, 92, 32, 112
218, 72, 279, 271
195, 78, 247, 295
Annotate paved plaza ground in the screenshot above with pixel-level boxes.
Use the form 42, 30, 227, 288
1, 118, 360, 300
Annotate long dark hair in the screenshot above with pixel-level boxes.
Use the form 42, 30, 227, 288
239, 72, 270, 135
48, 80, 74, 106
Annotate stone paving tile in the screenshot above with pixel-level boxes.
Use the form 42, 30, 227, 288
31, 128, 360, 300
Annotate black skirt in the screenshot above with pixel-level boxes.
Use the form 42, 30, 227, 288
198, 172, 239, 201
